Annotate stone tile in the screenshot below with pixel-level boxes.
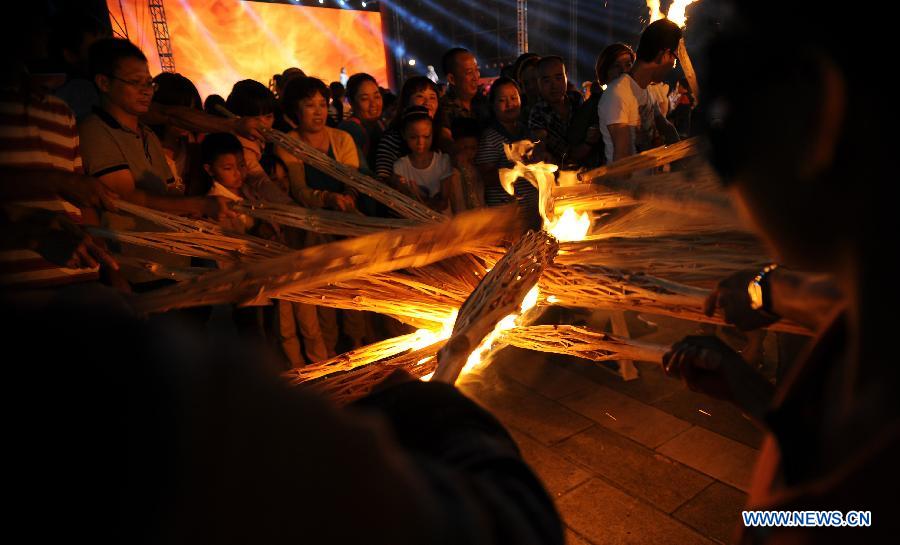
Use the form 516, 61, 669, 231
674, 482, 747, 545
566, 528, 592, 545
557, 479, 717, 545
569, 359, 686, 406
492, 348, 597, 400
509, 428, 592, 498
461, 378, 594, 446
556, 425, 712, 513
652, 389, 763, 449
656, 426, 758, 492
559, 385, 692, 449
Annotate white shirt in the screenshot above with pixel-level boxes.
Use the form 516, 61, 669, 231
393, 152, 452, 197
597, 74, 659, 164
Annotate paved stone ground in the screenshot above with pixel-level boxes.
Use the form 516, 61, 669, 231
458, 313, 775, 545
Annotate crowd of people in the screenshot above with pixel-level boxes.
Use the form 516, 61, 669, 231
1, 10, 694, 369
2, 2, 895, 543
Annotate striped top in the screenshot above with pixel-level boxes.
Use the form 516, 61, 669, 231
374, 128, 403, 180
0, 87, 99, 287
475, 121, 541, 230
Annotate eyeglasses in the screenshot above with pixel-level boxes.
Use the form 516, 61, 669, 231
110, 75, 157, 92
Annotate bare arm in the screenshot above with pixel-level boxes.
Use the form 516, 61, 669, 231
608, 123, 633, 162
768, 269, 843, 331
142, 103, 263, 141
97, 169, 231, 220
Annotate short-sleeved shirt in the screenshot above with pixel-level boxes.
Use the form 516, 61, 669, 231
393, 152, 452, 197
597, 74, 658, 164
78, 107, 174, 196
438, 86, 489, 131
0, 87, 99, 287
374, 128, 403, 180
527, 97, 575, 165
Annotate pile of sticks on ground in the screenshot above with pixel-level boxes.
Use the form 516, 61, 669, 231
99, 121, 810, 405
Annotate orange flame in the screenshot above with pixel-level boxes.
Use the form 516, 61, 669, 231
645, 0, 698, 27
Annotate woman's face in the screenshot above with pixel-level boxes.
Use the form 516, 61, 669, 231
297, 91, 328, 133
604, 52, 634, 84
352, 80, 383, 122
493, 83, 522, 123
409, 88, 439, 119
256, 112, 275, 129
403, 119, 433, 155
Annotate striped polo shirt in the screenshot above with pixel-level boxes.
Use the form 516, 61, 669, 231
0, 87, 99, 288
475, 121, 541, 230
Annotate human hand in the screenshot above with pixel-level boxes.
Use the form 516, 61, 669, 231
662, 335, 756, 402
36, 217, 118, 271
202, 196, 237, 221
705, 269, 780, 331
327, 192, 358, 213
233, 116, 265, 142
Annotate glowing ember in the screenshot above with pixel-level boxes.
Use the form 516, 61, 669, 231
698, 408, 711, 416
410, 309, 457, 351
546, 207, 591, 242
646, 0, 698, 28
666, 0, 698, 27
605, 412, 618, 421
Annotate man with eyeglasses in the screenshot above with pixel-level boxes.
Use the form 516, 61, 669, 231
78, 38, 236, 285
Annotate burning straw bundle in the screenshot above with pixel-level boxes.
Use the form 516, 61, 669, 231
89, 228, 291, 263
578, 137, 700, 182
131, 206, 519, 314
539, 263, 810, 335
232, 202, 420, 237
433, 230, 559, 384
498, 325, 668, 364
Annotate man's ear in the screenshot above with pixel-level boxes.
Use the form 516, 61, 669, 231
799, 54, 846, 180
94, 73, 110, 93
203, 164, 214, 177
653, 49, 668, 65
446, 73, 456, 87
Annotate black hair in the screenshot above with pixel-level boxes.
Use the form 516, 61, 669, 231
536, 55, 566, 73
204, 94, 226, 117
226, 79, 277, 117
388, 76, 440, 130
441, 47, 470, 78
329, 81, 345, 97
595, 43, 635, 85
488, 76, 521, 110
150, 72, 202, 139
345, 73, 378, 105
515, 55, 541, 83
450, 117, 480, 141
511, 53, 540, 82
635, 18, 682, 63
399, 105, 432, 134
281, 76, 330, 125
201, 132, 244, 165
88, 38, 147, 79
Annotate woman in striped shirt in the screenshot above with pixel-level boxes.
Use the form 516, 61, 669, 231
374, 77, 441, 184
474, 77, 540, 231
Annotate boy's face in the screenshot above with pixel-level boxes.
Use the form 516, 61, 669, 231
206, 152, 246, 190
403, 119, 432, 155
454, 136, 478, 164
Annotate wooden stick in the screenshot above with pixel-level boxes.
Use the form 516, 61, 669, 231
217, 106, 443, 224
578, 137, 700, 182
539, 263, 812, 335
232, 202, 420, 237
432, 230, 559, 384
498, 324, 668, 363
131, 206, 520, 314
676, 38, 699, 103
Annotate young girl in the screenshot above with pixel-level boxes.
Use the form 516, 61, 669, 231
392, 106, 453, 212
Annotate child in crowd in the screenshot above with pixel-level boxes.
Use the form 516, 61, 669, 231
392, 106, 453, 212
446, 117, 484, 213
200, 133, 254, 235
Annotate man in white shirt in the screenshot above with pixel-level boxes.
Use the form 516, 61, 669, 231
598, 19, 681, 164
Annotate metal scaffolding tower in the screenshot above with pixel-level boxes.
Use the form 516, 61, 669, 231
516, 0, 528, 54
149, 0, 176, 73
